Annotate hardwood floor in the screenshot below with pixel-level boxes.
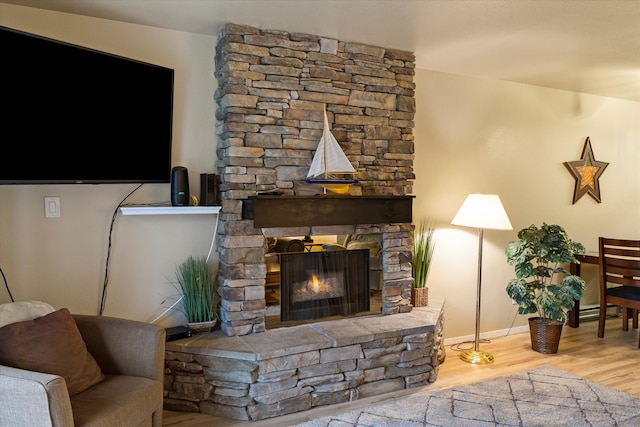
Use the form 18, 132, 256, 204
163, 317, 640, 426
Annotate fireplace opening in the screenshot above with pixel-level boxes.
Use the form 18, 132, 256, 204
279, 249, 370, 322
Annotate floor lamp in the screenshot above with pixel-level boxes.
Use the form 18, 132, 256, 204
451, 194, 512, 364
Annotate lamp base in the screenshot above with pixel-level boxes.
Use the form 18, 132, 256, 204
459, 349, 494, 364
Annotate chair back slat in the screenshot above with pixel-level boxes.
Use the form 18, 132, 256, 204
602, 238, 640, 249
605, 258, 640, 273
605, 247, 640, 258
604, 270, 640, 287
599, 237, 640, 288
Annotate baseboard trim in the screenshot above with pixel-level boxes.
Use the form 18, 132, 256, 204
444, 325, 530, 346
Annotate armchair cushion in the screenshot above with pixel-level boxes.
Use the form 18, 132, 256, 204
343, 234, 383, 270
0, 300, 55, 327
322, 243, 347, 251
345, 240, 382, 256
0, 308, 104, 396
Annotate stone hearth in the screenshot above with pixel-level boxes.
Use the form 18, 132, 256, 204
164, 300, 444, 421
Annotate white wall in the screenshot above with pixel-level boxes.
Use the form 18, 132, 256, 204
413, 69, 640, 340
2, 4, 639, 340
0, 5, 219, 326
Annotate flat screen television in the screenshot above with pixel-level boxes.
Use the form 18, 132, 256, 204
0, 26, 174, 184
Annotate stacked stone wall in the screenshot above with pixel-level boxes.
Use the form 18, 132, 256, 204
214, 23, 416, 197
213, 23, 417, 336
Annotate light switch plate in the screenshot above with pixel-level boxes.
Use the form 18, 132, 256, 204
44, 196, 60, 218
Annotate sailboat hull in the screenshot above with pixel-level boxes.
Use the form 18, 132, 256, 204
306, 178, 358, 194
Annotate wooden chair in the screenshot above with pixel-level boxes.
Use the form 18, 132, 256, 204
597, 237, 640, 347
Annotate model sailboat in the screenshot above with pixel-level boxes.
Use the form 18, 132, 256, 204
306, 106, 358, 194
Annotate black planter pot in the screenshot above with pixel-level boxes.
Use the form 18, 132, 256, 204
528, 317, 563, 354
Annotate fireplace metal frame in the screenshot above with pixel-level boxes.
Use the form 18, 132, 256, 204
279, 249, 370, 322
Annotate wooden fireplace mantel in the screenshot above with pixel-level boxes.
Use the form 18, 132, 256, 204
243, 195, 414, 228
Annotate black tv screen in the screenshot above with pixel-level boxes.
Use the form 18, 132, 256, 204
0, 26, 174, 184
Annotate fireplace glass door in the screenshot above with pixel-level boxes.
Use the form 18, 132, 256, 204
279, 249, 370, 322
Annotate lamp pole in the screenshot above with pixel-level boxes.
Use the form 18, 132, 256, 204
451, 193, 512, 365
458, 228, 494, 364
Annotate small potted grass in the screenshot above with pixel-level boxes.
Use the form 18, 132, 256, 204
175, 256, 218, 332
412, 219, 436, 307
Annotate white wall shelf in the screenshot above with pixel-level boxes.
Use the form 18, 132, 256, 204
119, 206, 221, 216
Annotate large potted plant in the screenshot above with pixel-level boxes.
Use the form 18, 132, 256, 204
175, 256, 218, 332
412, 220, 436, 307
505, 223, 586, 353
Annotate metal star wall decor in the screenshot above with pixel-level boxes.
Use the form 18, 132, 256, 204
563, 137, 609, 204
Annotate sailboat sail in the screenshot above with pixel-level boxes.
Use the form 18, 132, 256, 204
307, 108, 356, 178
306, 106, 357, 194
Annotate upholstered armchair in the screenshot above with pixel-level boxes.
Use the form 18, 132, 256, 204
0, 301, 166, 427
340, 234, 383, 290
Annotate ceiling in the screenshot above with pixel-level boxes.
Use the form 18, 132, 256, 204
3, 0, 639, 102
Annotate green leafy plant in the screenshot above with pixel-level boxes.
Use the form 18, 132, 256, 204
412, 220, 436, 289
175, 256, 218, 323
505, 223, 586, 323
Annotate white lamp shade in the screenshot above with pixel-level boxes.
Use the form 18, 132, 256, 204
451, 194, 513, 230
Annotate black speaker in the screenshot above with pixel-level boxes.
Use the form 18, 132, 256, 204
200, 173, 219, 206
171, 166, 189, 206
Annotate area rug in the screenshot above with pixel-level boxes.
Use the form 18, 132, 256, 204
294, 366, 640, 426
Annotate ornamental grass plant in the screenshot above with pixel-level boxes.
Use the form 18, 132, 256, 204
412, 220, 436, 289
175, 256, 217, 324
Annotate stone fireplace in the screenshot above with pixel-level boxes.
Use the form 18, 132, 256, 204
213, 23, 417, 337
163, 24, 446, 422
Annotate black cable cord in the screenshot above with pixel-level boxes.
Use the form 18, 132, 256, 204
449, 305, 521, 352
99, 183, 143, 315
0, 267, 15, 302
450, 339, 492, 352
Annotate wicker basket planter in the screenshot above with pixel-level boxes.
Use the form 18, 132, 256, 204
187, 319, 217, 333
528, 317, 563, 354
411, 287, 429, 307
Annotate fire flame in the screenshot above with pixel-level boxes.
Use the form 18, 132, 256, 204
310, 274, 320, 293
290, 272, 345, 303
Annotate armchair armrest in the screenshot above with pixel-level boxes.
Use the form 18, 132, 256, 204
72, 315, 165, 381
0, 365, 74, 426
